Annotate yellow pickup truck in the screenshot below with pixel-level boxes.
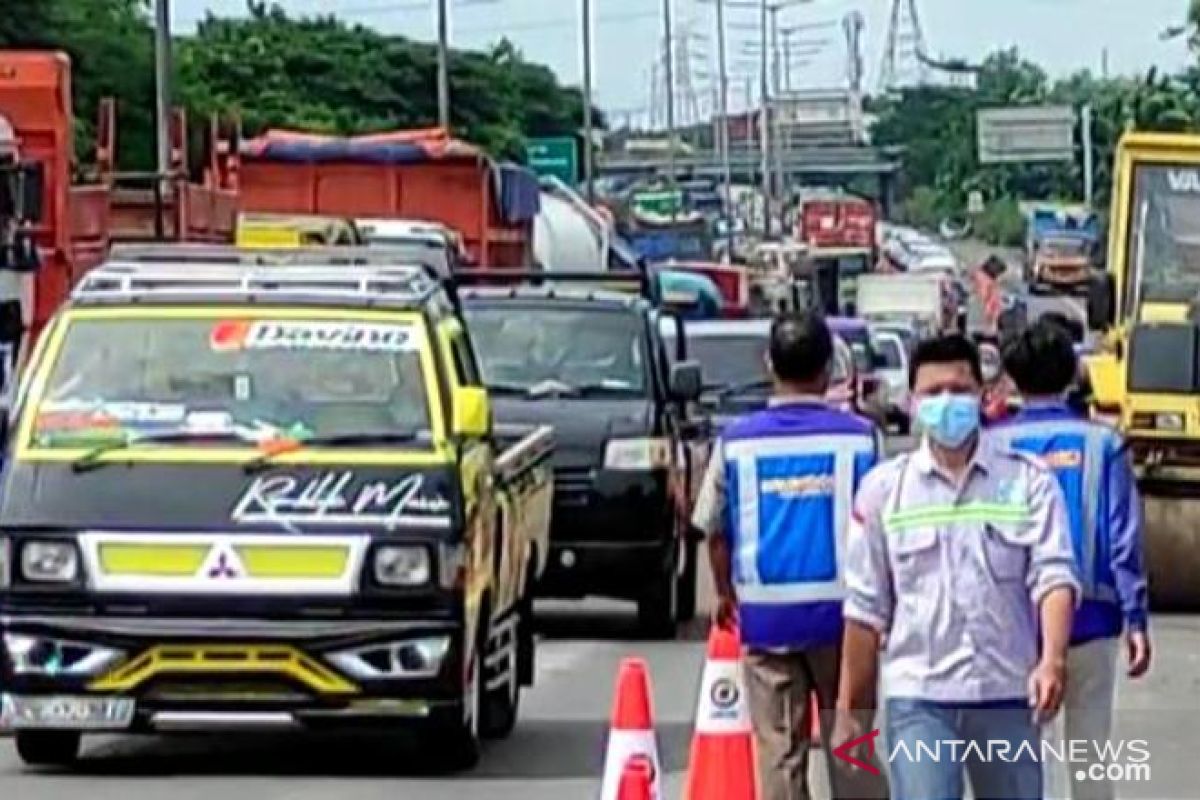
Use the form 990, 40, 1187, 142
0, 247, 553, 771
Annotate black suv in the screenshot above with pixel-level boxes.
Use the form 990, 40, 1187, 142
460, 274, 704, 637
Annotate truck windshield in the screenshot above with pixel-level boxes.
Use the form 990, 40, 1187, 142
1126, 163, 1200, 305
872, 336, 904, 370
26, 315, 433, 450
684, 333, 850, 391
466, 305, 647, 395
1040, 238, 1088, 258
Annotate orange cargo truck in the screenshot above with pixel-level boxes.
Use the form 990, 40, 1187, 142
0, 50, 239, 353
238, 128, 540, 268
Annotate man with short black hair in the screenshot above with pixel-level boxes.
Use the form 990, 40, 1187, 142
997, 320, 1151, 800
692, 310, 886, 800
836, 333, 1079, 800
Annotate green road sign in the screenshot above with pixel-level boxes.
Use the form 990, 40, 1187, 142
631, 189, 684, 218
525, 136, 579, 185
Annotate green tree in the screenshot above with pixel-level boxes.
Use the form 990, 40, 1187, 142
176, 4, 600, 160
0, 0, 156, 168
871, 43, 1200, 243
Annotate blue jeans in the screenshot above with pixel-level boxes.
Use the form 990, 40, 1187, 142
886, 697, 1042, 800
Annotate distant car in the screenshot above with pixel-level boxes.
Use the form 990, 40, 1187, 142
828, 317, 888, 425
870, 327, 911, 433
667, 318, 856, 428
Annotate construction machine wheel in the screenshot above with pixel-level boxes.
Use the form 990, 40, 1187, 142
1142, 494, 1200, 610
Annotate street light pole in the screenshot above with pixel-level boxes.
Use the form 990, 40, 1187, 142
436, 0, 451, 131
715, 0, 733, 253
770, 5, 785, 212
581, 0, 595, 202
759, 0, 771, 237
153, 0, 172, 180
663, 0, 677, 196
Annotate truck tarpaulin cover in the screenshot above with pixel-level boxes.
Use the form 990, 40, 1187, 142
241, 129, 540, 224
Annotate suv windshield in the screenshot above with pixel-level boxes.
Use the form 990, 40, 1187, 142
872, 336, 904, 370
465, 305, 648, 395
683, 332, 850, 391
27, 314, 433, 450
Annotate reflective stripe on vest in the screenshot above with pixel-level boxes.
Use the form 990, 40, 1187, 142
995, 420, 1116, 604
884, 501, 1030, 533
723, 433, 873, 606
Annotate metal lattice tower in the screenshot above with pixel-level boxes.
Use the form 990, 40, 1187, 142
843, 10, 865, 93
879, 0, 929, 92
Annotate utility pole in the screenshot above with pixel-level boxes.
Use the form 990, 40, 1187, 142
770, 5, 784, 208
663, 0, 677, 197
783, 33, 792, 92
759, 0, 771, 237
153, 0, 172, 180
649, 62, 660, 129
1082, 104, 1095, 207
437, 0, 451, 131
581, 0, 595, 201
715, 0, 734, 255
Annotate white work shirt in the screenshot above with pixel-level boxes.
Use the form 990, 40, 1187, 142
844, 434, 1080, 703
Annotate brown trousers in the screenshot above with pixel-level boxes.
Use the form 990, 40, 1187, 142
744, 647, 887, 800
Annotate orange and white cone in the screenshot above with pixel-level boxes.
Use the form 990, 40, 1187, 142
600, 658, 662, 800
683, 625, 756, 800
617, 754, 656, 800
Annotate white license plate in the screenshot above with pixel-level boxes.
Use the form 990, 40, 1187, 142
1, 694, 135, 730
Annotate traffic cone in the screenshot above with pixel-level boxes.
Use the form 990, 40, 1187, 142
617, 755, 655, 800
600, 658, 662, 800
683, 625, 756, 800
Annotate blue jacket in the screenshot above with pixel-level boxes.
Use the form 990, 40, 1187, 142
722, 401, 879, 650
991, 403, 1149, 644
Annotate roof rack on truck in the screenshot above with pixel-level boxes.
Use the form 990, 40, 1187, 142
75, 246, 449, 309
452, 266, 661, 306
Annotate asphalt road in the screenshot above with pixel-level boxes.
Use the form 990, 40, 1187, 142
2, 433, 1198, 798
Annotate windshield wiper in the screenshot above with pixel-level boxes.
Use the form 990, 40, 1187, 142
485, 382, 532, 396
71, 430, 255, 473
714, 379, 773, 399
242, 431, 423, 474
571, 381, 642, 396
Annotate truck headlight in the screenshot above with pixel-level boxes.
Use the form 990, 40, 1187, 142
20, 541, 80, 584
373, 546, 431, 587
1156, 413, 1185, 432
604, 438, 671, 471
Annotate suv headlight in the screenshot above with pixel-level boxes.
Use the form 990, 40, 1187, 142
604, 437, 671, 471
373, 546, 431, 587
0, 536, 9, 588
20, 540, 80, 584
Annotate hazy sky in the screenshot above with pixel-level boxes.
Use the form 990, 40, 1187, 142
175, 0, 1194, 124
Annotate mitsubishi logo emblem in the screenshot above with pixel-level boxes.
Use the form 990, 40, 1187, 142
208, 552, 239, 578
200, 544, 245, 580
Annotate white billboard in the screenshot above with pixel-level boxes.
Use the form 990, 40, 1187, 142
977, 106, 1076, 164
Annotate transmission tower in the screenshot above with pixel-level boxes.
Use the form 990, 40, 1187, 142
879, 0, 929, 92
675, 25, 703, 129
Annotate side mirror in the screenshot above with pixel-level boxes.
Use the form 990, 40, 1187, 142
451, 385, 491, 438
1087, 274, 1115, 331
20, 162, 44, 224
0, 162, 44, 224
670, 360, 703, 402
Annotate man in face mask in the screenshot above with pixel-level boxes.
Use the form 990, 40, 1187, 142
834, 334, 1079, 800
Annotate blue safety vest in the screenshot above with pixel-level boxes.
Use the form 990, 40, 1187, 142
991, 405, 1128, 643
721, 401, 878, 650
